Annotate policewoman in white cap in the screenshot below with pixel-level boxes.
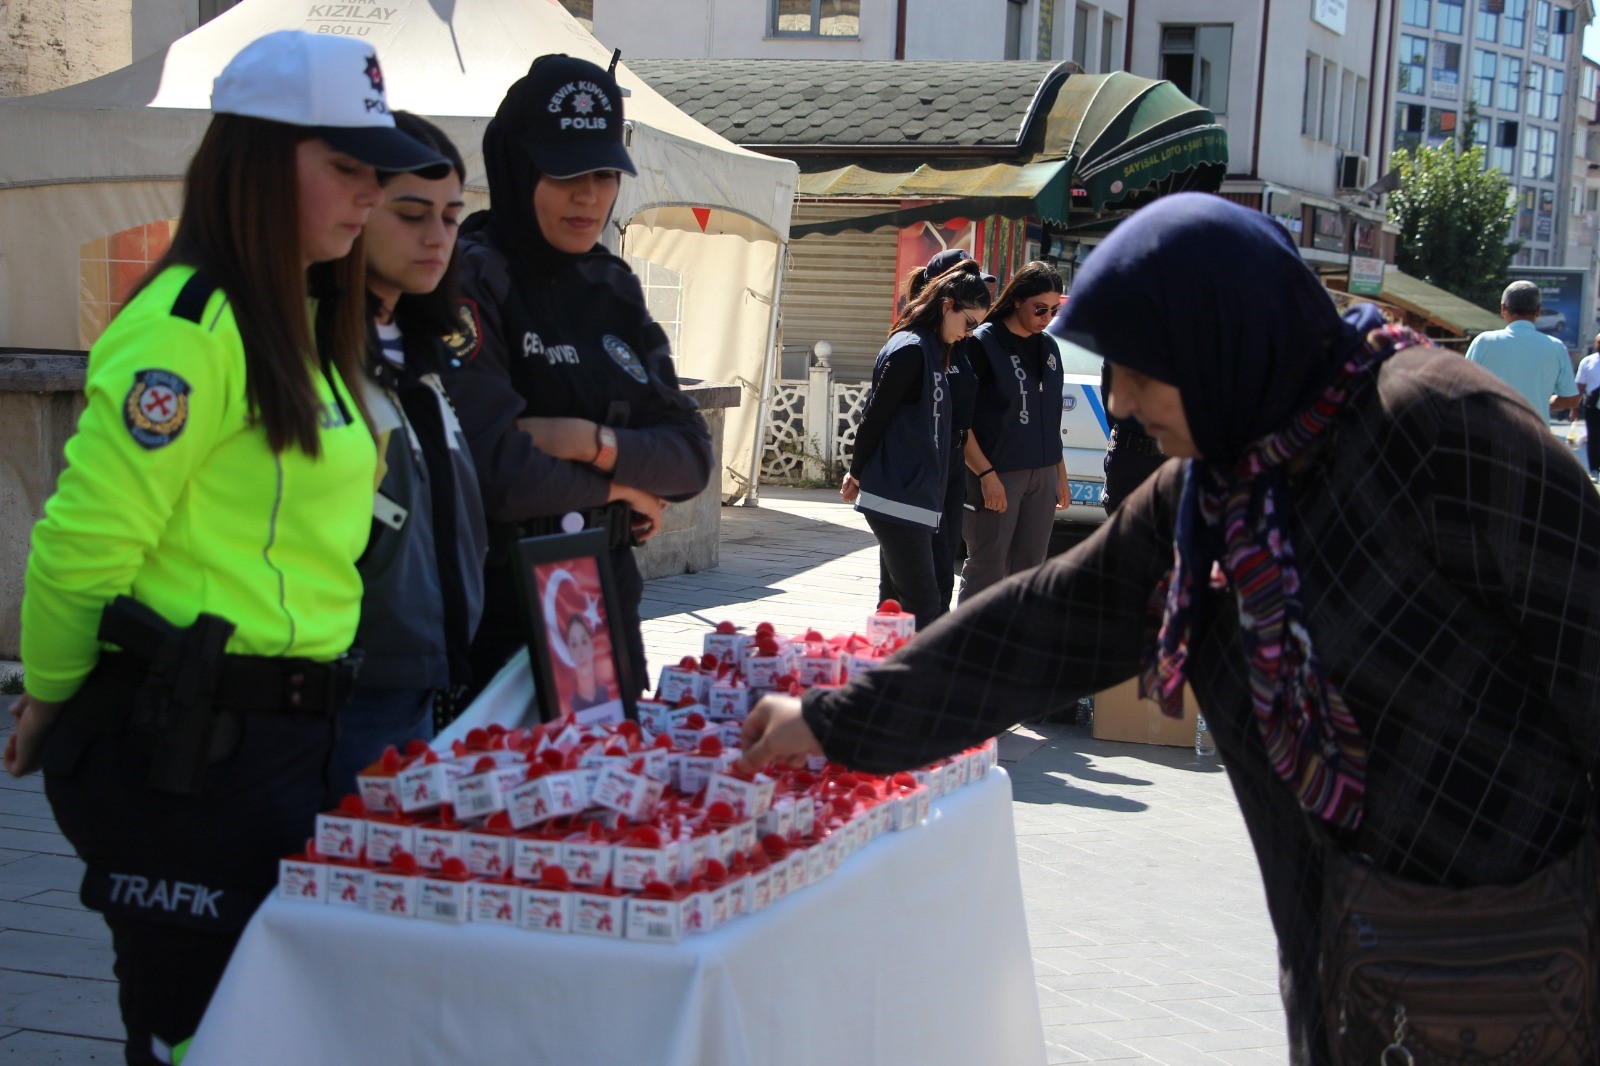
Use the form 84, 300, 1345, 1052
446, 55, 713, 701
2, 30, 445, 1064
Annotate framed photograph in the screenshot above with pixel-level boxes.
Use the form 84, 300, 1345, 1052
512, 530, 636, 725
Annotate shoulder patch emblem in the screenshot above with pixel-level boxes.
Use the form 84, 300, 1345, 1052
603, 334, 649, 384
1047, 353, 1058, 371
445, 299, 483, 366
124, 369, 191, 449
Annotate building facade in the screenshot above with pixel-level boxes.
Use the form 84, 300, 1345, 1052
1390, 0, 1593, 267
587, 0, 1128, 65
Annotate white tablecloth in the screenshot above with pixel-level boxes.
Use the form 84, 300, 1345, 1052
187, 767, 1045, 1066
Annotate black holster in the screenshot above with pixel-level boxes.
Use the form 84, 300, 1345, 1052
98, 596, 236, 797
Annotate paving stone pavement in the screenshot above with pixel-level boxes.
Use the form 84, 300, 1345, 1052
0, 487, 1286, 1064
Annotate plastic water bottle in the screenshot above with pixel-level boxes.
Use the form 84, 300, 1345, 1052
1195, 713, 1217, 758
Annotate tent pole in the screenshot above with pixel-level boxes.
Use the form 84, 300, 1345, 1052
743, 242, 788, 507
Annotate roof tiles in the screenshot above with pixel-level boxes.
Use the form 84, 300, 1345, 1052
629, 59, 1063, 149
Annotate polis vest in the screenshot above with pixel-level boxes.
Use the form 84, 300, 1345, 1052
855, 328, 951, 530
969, 322, 1066, 473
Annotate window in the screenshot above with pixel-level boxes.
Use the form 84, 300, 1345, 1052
1322, 59, 1339, 142
1498, 55, 1521, 111
1073, 5, 1090, 69
1159, 25, 1232, 115
1354, 77, 1371, 152
1396, 102, 1426, 153
1521, 131, 1538, 177
1583, 65, 1599, 103
1545, 68, 1564, 121
1587, 188, 1598, 213
1431, 41, 1461, 100
1304, 54, 1323, 136
1436, 0, 1464, 33
1473, 49, 1496, 106
1501, 0, 1526, 48
1101, 14, 1116, 73
1428, 108, 1459, 147
1403, 0, 1431, 26
1476, 0, 1499, 39
771, 0, 860, 37
1474, 116, 1491, 147
1526, 63, 1544, 117
1399, 34, 1428, 95
1492, 120, 1518, 174
1549, 19, 1566, 60
1339, 70, 1357, 149
1533, 1, 1549, 55
1540, 127, 1556, 180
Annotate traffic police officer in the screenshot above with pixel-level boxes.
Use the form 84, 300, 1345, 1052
4, 32, 445, 1065
445, 55, 713, 701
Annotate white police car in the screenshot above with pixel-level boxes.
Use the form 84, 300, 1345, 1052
1051, 333, 1111, 526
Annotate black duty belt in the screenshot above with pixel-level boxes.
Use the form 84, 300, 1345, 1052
97, 650, 361, 717
515, 500, 634, 551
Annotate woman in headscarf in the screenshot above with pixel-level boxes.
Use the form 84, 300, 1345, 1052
738, 194, 1600, 1064
444, 55, 713, 703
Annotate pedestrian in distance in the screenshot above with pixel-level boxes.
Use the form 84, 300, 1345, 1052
841, 269, 992, 632
3, 30, 447, 1065
739, 193, 1600, 1065
1575, 330, 1600, 481
445, 54, 712, 704
959, 261, 1067, 600
894, 249, 987, 613
329, 111, 489, 799
1464, 278, 1579, 422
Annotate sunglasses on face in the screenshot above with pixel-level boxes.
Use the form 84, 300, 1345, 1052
1028, 303, 1060, 319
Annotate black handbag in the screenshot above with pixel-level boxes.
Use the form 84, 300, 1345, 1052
1317, 831, 1597, 1064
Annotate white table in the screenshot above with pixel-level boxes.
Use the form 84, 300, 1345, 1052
187, 767, 1045, 1066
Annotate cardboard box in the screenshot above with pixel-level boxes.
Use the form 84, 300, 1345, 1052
1090, 677, 1199, 747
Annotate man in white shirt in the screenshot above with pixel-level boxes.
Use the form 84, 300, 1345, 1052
1576, 333, 1600, 479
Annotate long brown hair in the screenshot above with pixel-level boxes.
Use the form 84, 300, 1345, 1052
984, 260, 1063, 327
128, 115, 368, 456
890, 270, 992, 339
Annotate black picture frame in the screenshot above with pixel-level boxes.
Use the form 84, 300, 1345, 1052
511, 530, 637, 725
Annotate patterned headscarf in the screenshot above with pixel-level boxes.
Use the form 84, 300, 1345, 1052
1058, 195, 1429, 830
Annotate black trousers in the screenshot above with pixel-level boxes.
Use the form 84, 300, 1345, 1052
1585, 406, 1600, 473
864, 511, 943, 632
470, 544, 648, 706
881, 470, 967, 615
41, 663, 334, 1064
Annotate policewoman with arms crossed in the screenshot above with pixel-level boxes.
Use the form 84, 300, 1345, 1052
2, 32, 445, 1065
447, 55, 712, 698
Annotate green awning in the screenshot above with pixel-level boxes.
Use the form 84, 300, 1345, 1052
792, 159, 1071, 238
1041, 72, 1229, 212
1375, 270, 1503, 336
787, 72, 1228, 237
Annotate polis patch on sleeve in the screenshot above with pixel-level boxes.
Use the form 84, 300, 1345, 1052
445, 299, 483, 366
603, 334, 649, 384
123, 369, 192, 449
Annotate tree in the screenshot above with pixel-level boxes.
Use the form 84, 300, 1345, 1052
1387, 140, 1516, 311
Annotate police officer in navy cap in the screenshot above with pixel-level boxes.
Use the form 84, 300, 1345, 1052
445, 54, 713, 703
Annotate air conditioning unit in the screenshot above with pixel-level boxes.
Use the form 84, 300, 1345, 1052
1336, 153, 1369, 191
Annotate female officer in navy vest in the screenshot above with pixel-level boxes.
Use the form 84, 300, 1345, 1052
444, 56, 713, 700
842, 271, 992, 631
960, 262, 1066, 601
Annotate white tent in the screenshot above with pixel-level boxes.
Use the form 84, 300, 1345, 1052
0, 0, 795, 501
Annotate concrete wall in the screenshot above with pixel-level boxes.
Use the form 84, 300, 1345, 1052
0, 0, 131, 97
0, 354, 88, 659
594, 0, 1077, 61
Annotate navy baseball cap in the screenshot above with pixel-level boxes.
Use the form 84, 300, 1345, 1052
493, 54, 637, 180
926, 248, 996, 285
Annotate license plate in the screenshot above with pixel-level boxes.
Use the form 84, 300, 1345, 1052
1067, 479, 1103, 505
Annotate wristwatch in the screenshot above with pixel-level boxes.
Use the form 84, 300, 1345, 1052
593, 425, 618, 471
